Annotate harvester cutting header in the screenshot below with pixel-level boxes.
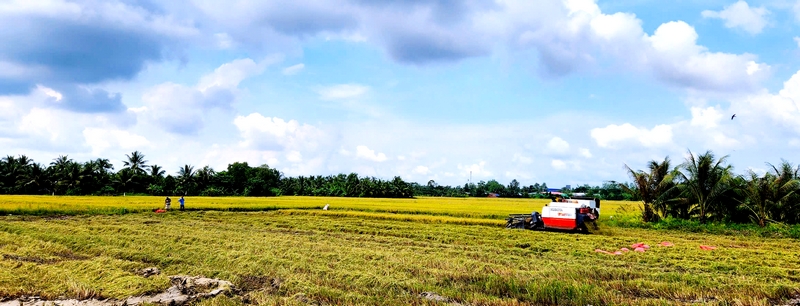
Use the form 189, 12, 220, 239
506, 197, 600, 233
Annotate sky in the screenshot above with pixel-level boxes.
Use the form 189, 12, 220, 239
2, 0, 800, 188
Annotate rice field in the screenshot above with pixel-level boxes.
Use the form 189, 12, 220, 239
0, 195, 632, 219
0, 196, 798, 305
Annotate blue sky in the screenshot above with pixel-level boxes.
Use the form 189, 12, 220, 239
2, 0, 800, 188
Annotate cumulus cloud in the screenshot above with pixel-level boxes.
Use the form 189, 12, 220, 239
476, 0, 768, 93
234, 113, 325, 152
413, 165, 430, 175
355, 145, 387, 162
317, 84, 369, 100
590, 123, 673, 148
690, 106, 725, 130
140, 0, 765, 93
551, 159, 567, 170
646, 21, 768, 92
458, 161, 492, 178
546, 137, 570, 154
512, 153, 532, 164
286, 151, 303, 163
2, 0, 766, 97
83, 128, 150, 155
579, 148, 592, 158
702, 1, 769, 34
140, 57, 274, 134
731, 70, 800, 134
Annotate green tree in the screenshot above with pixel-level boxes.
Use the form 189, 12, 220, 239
740, 161, 800, 226
149, 164, 165, 180
177, 165, 195, 195
122, 151, 148, 176
621, 157, 677, 222
676, 150, 735, 222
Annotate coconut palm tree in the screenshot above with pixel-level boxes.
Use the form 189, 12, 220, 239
49, 155, 72, 176
49, 155, 74, 194
93, 158, 114, 174
178, 165, 195, 181
177, 165, 195, 195
621, 157, 677, 222
740, 170, 798, 227
122, 151, 148, 176
765, 161, 800, 224
195, 166, 215, 191
58, 162, 88, 194
114, 168, 135, 194
19, 163, 50, 194
149, 164, 165, 179
676, 150, 735, 222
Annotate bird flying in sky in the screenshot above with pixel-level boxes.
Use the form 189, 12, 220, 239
731, 114, 736, 120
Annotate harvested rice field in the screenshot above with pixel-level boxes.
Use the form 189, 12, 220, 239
0, 196, 798, 305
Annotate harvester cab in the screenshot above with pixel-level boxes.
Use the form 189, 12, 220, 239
506, 197, 600, 233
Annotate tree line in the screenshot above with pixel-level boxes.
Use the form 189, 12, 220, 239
410, 179, 638, 200
3, 149, 797, 227
624, 150, 800, 227
0, 151, 412, 198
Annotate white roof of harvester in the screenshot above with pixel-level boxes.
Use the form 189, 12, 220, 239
548, 199, 597, 208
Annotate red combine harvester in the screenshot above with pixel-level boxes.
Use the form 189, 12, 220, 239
505, 197, 600, 233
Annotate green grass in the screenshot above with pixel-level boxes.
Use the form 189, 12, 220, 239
0, 196, 798, 305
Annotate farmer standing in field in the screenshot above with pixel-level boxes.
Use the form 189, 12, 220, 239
179, 196, 185, 211
164, 196, 171, 210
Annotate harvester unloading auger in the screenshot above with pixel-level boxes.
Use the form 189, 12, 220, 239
506, 197, 600, 233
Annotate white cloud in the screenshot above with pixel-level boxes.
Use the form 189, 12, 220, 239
234, 113, 325, 151
18, 108, 69, 142
512, 153, 533, 164
551, 159, 567, 170
413, 165, 430, 175
795, 37, 800, 48
646, 21, 768, 92
590, 123, 673, 148
36, 85, 63, 101
690, 106, 724, 129
317, 84, 369, 100
702, 1, 769, 35
795, 1, 800, 22
197, 57, 278, 92
139, 57, 279, 135
579, 148, 592, 158
282, 63, 305, 75
83, 128, 150, 155
286, 150, 303, 163
546, 137, 570, 154
732, 70, 800, 134
355, 145, 387, 162
474, 0, 769, 93
458, 161, 492, 178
